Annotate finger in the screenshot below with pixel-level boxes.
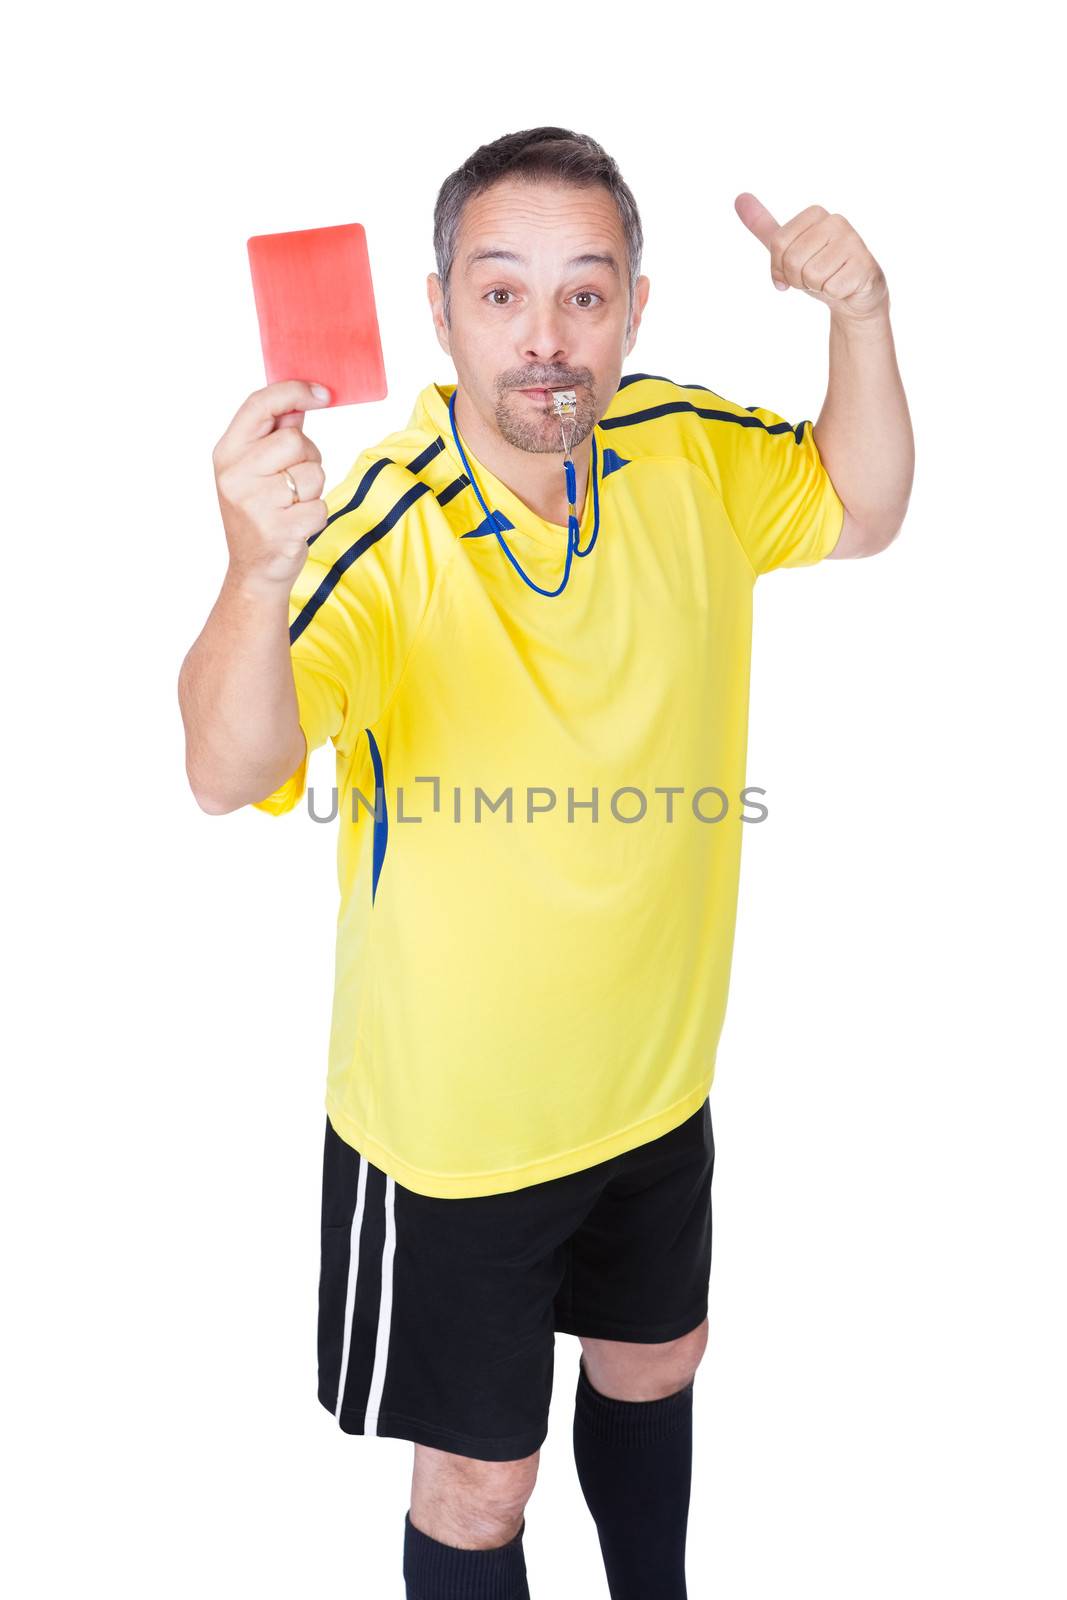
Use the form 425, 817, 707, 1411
216, 379, 331, 460
772, 206, 834, 283
792, 240, 849, 295
818, 260, 869, 301
776, 204, 833, 250
269, 458, 326, 509
275, 410, 305, 431
734, 192, 780, 250
244, 428, 323, 477
780, 221, 840, 292
248, 482, 329, 549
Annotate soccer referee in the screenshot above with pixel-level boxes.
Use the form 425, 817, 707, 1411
179, 127, 913, 1600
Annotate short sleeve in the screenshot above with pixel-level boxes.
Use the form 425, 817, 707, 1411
620, 379, 847, 578
714, 404, 845, 576
251, 454, 443, 816
248, 582, 349, 817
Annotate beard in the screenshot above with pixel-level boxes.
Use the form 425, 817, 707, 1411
493, 384, 598, 454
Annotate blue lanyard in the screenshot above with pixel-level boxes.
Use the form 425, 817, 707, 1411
448, 389, 600, 598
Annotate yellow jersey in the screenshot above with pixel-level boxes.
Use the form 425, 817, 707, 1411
253, 373, 844, 1197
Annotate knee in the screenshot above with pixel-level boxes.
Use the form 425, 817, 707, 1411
410, 1444, 539, 1549
677, 1315, 710, 1377
580, 1316, 709, 1400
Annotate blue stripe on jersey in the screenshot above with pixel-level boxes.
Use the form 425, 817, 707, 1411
365, 727, 388, 905
461, 509, 516, 539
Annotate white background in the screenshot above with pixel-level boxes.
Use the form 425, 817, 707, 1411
5, 3, 1064, 1595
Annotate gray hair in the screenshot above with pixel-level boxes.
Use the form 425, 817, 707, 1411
433, 126, 644, 329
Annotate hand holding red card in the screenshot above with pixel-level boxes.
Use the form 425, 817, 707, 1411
247, 222, 388, 429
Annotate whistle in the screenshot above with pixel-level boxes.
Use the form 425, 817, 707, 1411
551, 389, 578, 417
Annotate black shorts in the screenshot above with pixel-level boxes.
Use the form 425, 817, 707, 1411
318, 1097, 714, 1462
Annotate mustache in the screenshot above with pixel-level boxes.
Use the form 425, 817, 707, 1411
503, 375, 588, 391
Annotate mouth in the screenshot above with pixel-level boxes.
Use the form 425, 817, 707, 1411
516, 385, 576, 402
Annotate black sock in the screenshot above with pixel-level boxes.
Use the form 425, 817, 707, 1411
403, 1508, 530, 1599
572, 1354, 694, 1600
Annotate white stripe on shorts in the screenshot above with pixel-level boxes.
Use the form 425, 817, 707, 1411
363, 1174, 397, 1436
334, 1155, 369, 1420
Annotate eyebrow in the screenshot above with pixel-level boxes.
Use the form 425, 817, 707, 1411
464, 248, 620, 276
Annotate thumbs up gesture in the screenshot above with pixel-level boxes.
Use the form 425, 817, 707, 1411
734, 194, 888, 322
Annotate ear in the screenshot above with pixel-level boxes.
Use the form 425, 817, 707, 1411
623, 275, 651, 357
426, 273, 451, 355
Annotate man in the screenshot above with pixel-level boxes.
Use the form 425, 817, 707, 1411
178, 127, 913, 1600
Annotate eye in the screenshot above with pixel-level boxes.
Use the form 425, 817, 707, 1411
482, 288, 604, 308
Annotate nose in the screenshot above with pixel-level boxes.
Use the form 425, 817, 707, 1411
519, 300, 570, 371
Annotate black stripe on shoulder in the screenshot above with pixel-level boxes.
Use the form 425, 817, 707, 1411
291, 480, 432, 644
308, 438, 470, 544
307, 456, 391, 547
617, 371, 724, 394
603, 396, 797, 439
307, 437, 452, 549
436, 473, 471, 506
407, 435, 473, 509
294, 432, 470, 641
402, 435, 472, 507
746, 404, 807, 444
608, 373, 805, 443
601, 397, 794, 435
406, 436, 446, 475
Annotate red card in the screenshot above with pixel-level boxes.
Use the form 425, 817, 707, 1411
246, 222, 387, 407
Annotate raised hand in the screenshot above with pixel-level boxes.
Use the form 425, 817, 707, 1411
211, 379, 332, 595
734, 194, 888, 322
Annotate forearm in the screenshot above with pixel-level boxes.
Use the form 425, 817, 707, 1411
813, 306, 915, 540
178, 573, 306, 814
